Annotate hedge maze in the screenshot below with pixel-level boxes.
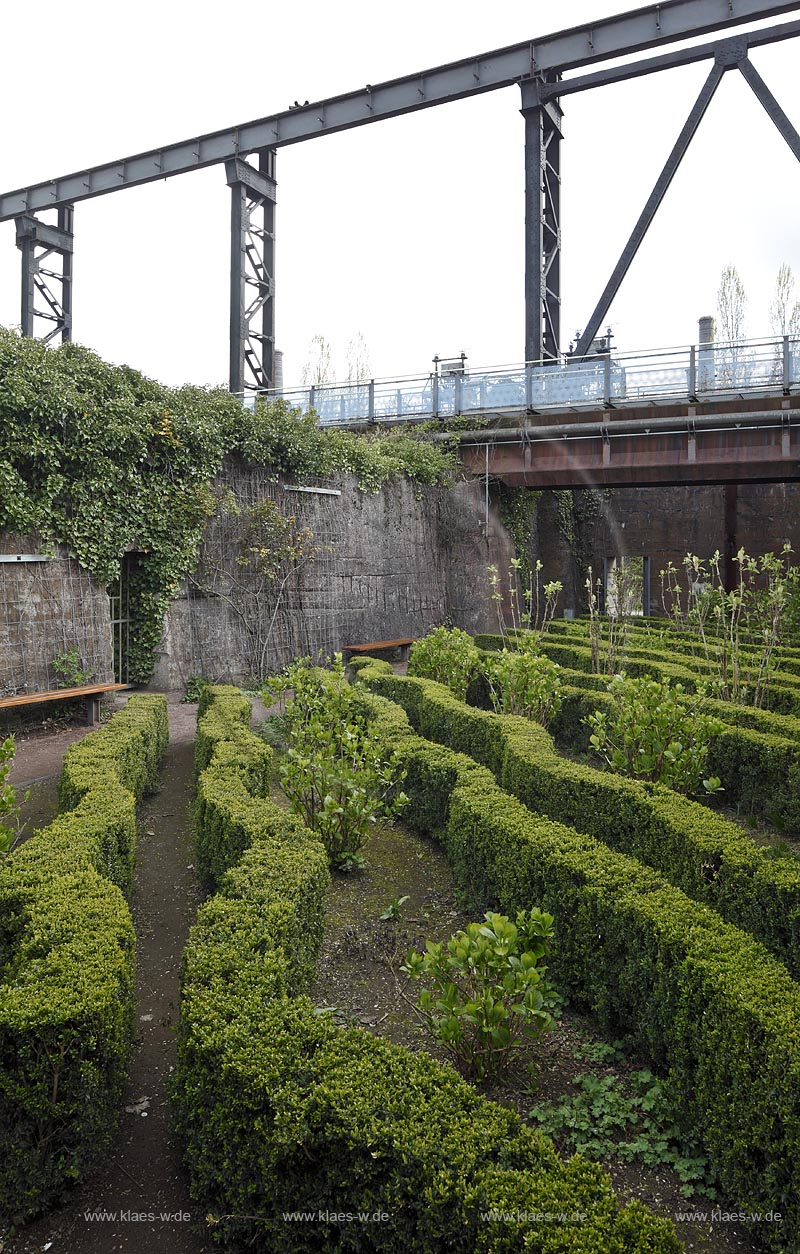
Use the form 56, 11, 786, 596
0, 694, 167, 1226
172, 685, 680, 1253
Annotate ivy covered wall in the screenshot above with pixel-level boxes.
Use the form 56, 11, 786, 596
0, 331, 459, 683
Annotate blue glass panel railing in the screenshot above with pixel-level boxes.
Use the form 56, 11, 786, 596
240, 336, 800, 423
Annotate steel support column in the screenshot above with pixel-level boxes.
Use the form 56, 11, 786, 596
521, 79, 563, 364
226, 150, 276, 393
15, 206, 74, 344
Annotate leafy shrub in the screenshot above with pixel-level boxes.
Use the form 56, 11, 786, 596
484, 647, 562, 726
0, 736, 27, 857
269, 658, 407, 871
585, 675, 723, 795
51, 646, 94, 688
0, 694, 166, 1226
408, 625, 481, 700
183, 674, 210, 703
403, 909, 558, 1081
175, 685, 681, 1253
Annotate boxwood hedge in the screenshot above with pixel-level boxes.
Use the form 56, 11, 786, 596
174, 685, 679, 1253
0, 693, 167, 1226
355, 661, 800, 1251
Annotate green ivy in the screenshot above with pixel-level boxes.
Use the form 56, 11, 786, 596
0, 330, 458, 682
496, 485, 542, 582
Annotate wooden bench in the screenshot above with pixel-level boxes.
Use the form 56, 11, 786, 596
342, 638, 415, 666
0, 682, 130, 725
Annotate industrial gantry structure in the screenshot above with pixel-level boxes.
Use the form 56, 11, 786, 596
2, 0, 800, 391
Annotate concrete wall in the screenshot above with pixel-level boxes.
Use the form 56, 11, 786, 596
150, 461, 514, 689
0, 533, 113, 696
573, 482, 799, 611
2, 471, 798, 697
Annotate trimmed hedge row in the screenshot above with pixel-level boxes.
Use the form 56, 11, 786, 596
175, 685, 679, 1253
0, 693, 167, 1226
475, 631, 800, 716
474, 634, 800, 832
543, 617, 800, 677
360, 665, 800, 975
355, 661, 800, 1251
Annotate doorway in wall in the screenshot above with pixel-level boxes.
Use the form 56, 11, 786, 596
108, 555, 132, 683
604, 556, 650, 617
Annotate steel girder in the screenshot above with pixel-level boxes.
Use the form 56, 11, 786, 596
1, 0, 799, 370
227, 152, 276, 393
0, 1, 797, 223
521, 80, 562, 364
15, 207, 73, 344
573, 40, 800, 359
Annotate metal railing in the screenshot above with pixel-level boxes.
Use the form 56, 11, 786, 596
240, 335, 800, 425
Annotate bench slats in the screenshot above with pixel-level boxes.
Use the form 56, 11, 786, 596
0, 683, 128, 712
342, 638, 415, 665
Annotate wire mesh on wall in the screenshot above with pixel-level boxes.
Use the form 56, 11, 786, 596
0, 548, 113, 695
183, 469, 345, 683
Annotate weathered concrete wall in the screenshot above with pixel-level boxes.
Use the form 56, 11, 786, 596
3, 472, 797, 697
0, 533, 113, 695
150, 460, 514, 689
541, 483, 800, 612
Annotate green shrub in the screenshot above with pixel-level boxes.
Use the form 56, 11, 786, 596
484, 648, 562, 727
408, 625, 482, 701
586, 675, 723, 795
60, 692, 168, 809
0, 693, 167, 1226
269, 660, 407, 872
355, 666, 800, 1250
183, 674, 210, 704
403, 909, 557, 1081
51, 646, 94, 688
174, 685, 679, 1254
0, 737, 26, 858
193, 684, 271, 797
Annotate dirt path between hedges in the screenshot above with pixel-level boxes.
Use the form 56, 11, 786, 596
5, 698, 214, 1254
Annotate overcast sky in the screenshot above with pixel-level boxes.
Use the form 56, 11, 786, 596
1, 1, 799, 389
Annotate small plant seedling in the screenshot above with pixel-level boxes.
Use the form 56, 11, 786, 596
51, 646, 94, 688
529, 1067, 715, 1198
183, 674, 209, 703
380, 895, 410, 921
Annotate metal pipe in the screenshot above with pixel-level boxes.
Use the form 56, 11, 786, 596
428, 408, 800, 445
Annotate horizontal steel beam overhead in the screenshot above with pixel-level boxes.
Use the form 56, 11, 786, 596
1, 0, 798, 221
541, 17, 800, 99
